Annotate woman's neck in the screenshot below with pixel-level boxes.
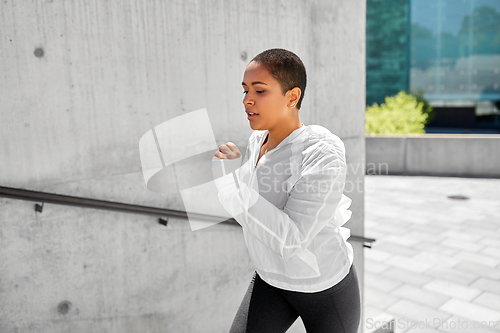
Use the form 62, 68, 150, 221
264, 120, 304, 151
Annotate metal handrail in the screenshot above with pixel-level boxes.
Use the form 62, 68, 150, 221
0, 185, 376, 247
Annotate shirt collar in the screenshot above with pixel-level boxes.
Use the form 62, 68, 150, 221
260, 123, 308, 150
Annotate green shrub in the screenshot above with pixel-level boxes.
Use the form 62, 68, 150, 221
409, 88, 435, 124
365, 90, 433, 134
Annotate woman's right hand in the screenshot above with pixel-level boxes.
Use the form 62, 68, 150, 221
213, 142, 241, 160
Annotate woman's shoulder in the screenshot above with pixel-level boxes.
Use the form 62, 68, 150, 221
301, 125, 345, 150
298, 125, 347, 167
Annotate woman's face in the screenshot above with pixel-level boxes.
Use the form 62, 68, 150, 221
242, 61, 291, 130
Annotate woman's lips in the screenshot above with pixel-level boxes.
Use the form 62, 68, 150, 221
247, 113, 259, 120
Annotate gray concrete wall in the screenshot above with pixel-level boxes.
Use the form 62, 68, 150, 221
366, 134, 500, 178
0, 1, 366, 332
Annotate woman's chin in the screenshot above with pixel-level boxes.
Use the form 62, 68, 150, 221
249, 122, 261, 130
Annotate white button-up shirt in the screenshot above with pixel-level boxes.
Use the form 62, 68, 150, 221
211, 124, 353, 292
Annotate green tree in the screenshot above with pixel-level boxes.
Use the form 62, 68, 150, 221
459, 5, 500, 55
365, 91, 431, 134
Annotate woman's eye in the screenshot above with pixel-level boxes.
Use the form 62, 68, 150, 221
242, 90, 264, 95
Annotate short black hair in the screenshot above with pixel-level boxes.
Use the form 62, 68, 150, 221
250, 48, 307, 110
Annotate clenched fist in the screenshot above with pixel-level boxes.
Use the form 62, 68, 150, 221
213, 142, 241, 160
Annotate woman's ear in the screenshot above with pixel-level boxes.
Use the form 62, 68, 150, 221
288, 87, 301, 108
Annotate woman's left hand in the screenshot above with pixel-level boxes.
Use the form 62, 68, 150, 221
213, 142, 241, 160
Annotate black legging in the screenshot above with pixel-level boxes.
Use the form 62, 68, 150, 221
229, 264, 361, 333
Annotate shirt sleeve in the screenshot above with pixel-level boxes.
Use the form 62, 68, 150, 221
211, 140, 348, 260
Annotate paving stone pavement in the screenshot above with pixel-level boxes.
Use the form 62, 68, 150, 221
363, 175, 500, 333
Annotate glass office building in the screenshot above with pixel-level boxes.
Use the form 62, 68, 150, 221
367, 0, 500, 132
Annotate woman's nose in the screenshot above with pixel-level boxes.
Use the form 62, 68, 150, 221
243, 95, 253, 105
